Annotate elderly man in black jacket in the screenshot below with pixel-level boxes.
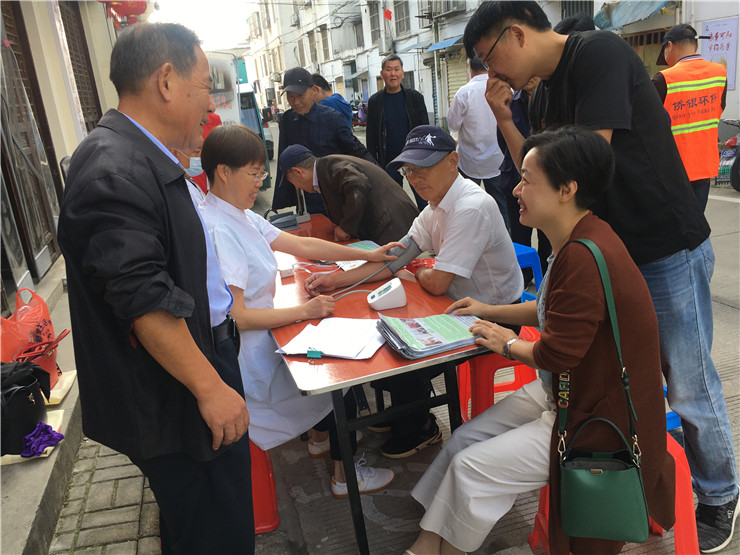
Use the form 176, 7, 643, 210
58, 23, 254, 554
366, 55, 430, 210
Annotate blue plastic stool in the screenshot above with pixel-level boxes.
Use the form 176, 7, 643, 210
664, 385, 681, 431
513, 243, 543, 291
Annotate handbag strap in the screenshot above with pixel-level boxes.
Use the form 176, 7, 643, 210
556, 239, 640, 461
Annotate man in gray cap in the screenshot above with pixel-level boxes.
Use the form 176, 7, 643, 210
653, 24, 728, 210
279, 144, 418, 244
305, 125, 522, 460
272, 67, 376, 214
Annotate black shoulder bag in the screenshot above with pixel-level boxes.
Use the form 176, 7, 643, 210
557, 239, 650, 543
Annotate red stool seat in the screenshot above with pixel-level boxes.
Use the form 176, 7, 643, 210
250, 440, 280, 534
528, 432, 698, 554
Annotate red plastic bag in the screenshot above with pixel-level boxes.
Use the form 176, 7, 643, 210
1, 288, 55, 363
405, 258, 435, 275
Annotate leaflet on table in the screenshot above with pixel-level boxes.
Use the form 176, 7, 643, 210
334, 240, 381, 271
376, 313, 479, 359
276, 317, 385, 359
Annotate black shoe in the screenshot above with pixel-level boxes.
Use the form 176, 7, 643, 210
366, 421, 392, 433
380, 415, 442, 459
697, 493, 739, 553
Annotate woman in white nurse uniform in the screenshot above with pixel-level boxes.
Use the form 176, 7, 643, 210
199, 125, 395, 496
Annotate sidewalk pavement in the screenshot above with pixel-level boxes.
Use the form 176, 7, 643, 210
3, 185, 734, 555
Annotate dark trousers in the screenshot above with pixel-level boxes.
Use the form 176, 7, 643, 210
313, 389, 358, 460
372, 368, 436, 437
130, 334, 254, 555
691, 178, 711, 211
459, 170, 509, 232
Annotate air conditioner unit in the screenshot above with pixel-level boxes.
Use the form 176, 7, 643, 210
290, 13, 300, 27
269, 72, 281, 82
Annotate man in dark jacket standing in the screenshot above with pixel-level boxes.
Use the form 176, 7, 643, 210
366, 55, 429, 210
58, 23, 254, 554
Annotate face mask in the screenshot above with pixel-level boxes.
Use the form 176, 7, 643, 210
185, 157, 203, 177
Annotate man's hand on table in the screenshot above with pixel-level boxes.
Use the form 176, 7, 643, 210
333, 226, 351, 242
305, 273, 338, 296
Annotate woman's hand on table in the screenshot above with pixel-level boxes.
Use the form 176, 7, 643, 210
445, 296, 490, 318
301, 295, 335, 319
469, 320, 518, 355
305, 273, 337, 296
365, 241, 405, 262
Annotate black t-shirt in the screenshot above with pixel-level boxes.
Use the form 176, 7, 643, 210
543, 31, 710, 265
383, 89, 410, 160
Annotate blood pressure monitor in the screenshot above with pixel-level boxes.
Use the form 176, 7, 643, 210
367, 278, 407, 311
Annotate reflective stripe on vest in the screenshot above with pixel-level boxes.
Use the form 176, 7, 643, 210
661, 59, 726, 181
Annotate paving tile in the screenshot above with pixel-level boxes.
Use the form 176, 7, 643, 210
74, 458, 96, 472
98, 445, 120, 457
74, 547, 103, 554
92, 465, 142, 483
142, 487, 155, 504
136, 537, 161, 555
49, 532, 76, 553
61, 498, 85, 517
96, 453, 133, 470
138, 503, 159, 537
76, 522, 139, 548
102, 541, 137, 555
81, 505, 140, 530
77, 444, 99, 459
85, 481, 115, 512
55, 513, 80, 534
114, 476, 144, 507
67, 485, 87, 501
70, 470, 93, 487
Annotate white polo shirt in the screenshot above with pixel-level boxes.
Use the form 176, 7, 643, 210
408, 174, 523, 305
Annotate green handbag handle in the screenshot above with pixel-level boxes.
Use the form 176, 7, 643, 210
556, 239, 641, 462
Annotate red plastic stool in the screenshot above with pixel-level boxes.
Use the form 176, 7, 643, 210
528, 432, 699, 554
250, 440, 280, 534
457, 326, 540, 422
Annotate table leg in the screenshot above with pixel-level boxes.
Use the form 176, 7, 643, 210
443, 363, 463, 431
331, 389, 370, 555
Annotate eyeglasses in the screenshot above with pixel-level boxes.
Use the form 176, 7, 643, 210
476, 26, 512, 71
241, 168, 269, 182
398, 165, 430, 178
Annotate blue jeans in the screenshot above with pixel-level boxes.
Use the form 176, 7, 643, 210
639, 238, 738, 505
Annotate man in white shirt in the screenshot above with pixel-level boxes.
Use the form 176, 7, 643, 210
305, 125, 523, 459
447, 56, 508, 230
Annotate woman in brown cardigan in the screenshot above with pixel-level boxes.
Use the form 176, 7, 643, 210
406, 127, 675, 555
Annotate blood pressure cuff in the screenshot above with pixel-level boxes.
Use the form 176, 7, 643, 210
386, 235, 423, 275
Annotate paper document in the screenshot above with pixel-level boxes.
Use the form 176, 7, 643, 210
335, 240, 381, 271
377, 313, 479, 359
277, 317, 385, 359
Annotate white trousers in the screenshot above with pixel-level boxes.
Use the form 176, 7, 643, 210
411, 379, 556, 553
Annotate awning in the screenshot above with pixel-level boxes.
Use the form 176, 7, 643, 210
594, 0, 672, 31
426, 35, 463, 52
397, 40, 431, 53
347, 69, 368, 80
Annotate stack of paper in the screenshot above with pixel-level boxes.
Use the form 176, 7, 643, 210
335, 240, 381, 271
277, 317, 385, 359
377, 313, 479, 359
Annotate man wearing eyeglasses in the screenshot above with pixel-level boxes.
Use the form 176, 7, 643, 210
305, 125, 523, 460
463, 2, 737, 553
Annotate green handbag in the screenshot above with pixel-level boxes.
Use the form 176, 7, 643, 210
556, 239, 650, 543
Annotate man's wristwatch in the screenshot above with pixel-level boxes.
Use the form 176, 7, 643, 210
502, 337, 519, 360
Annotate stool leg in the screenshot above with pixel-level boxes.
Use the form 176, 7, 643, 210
666, 434, 700, 554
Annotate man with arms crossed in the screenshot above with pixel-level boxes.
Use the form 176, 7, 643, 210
464, 2, 737, 551
58, 23, 254, 553
306, 125, 523, 459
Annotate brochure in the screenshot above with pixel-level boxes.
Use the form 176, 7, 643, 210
376, 313, 480, 359
335, 240, 381, 271
277, 317, 385, 359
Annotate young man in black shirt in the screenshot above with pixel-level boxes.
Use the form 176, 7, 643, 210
463, 2, 738, 552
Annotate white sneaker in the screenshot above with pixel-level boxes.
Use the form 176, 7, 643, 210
308, 430, 364, 458
331, 454, 394, 499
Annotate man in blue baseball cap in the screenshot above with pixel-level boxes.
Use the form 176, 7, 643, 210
304, 125, 523, 459
279, 144, 418, 244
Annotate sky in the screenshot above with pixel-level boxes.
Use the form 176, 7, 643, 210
148, 0, 257, 51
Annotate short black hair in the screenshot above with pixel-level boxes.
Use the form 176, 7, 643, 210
110, 23, 201, 96
464, 1, 551, 60
469, 56, 487, 73
311, 73, 331, 92
381, 54, 403, 70
553, 14, 594, 35
521, 126, 614, 210
201, 125, 266, 183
